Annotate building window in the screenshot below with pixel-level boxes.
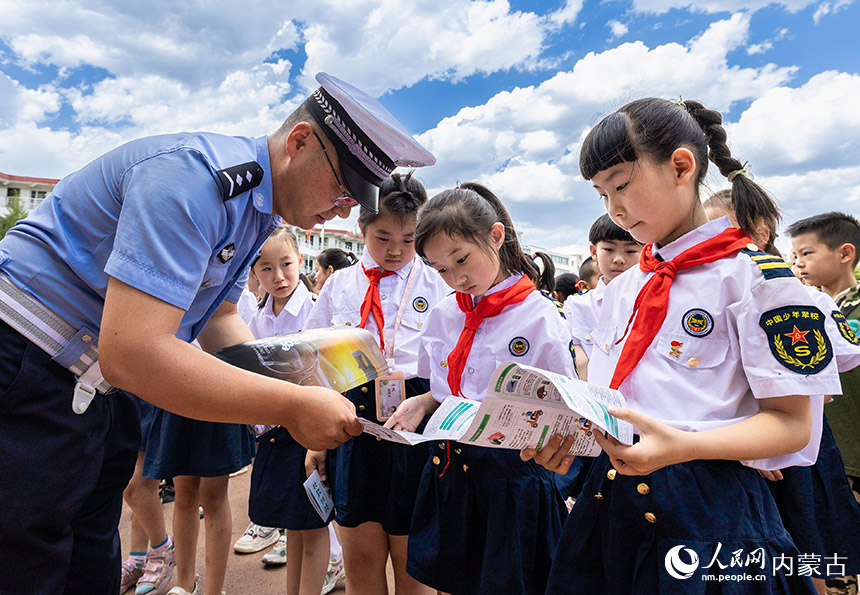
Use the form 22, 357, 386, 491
6, 187, 21, 207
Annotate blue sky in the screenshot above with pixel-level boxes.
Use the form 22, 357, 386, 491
1, 0, 858, 256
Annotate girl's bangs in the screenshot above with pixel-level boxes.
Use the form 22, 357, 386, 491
579, 112, 638, 180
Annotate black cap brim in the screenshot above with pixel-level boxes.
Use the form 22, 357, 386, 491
339, 157, 380, 214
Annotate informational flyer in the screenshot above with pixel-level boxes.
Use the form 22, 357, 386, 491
360, 363, 634, 456
216, 327, 389, 435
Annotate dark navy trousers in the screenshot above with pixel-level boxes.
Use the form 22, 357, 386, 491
0, 321, 140, 594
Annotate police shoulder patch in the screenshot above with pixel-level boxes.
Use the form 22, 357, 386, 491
412, 296, 428, 312
215, 161, 264, 201
759, 306, 832, 375
831, 310, 860, 345
740, 248, 794, 280
509, 337, 530, 357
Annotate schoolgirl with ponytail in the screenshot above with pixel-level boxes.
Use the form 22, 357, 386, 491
304, 172, 449, 595
385, 182, 575, 595
525, 98, 854, 593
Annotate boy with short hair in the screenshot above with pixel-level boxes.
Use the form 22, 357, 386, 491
577, 257, 600, 291
563, 214, 642, 380
787, 212, 860, 592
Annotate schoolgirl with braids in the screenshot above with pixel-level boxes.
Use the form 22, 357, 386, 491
525, 98, 847, 593
385, 182, 575, 595
304, 172, 448, 595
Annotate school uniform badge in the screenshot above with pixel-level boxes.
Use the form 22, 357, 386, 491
509, 337, 529, 356
412, 297, 428, 312
831, 311, 860, 345
760, 306, 832, 375
682, 309, 713, 337
218, 243, 236, 263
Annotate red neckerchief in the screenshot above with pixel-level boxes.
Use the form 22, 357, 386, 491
446, 275, 535, 397
609, 227, 751, 389
359, 264, 396, 350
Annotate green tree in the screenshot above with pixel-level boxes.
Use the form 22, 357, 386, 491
0, 196, 30, 239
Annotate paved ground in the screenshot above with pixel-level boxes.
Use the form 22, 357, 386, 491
118, 464, 394, 594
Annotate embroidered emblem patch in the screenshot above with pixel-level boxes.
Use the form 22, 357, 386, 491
413, 297, 428, 312
509, 337, 530, 356
831, 311, 860, 346
760, 306, 832, 375
669, 340, 683, 358
217, 243, 236, 263
682, 309, 714, 337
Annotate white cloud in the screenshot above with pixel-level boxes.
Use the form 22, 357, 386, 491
607, 19, 630, 39
727, 71, 860, 174
631, 0, 815, 14
813, 0, 856, 22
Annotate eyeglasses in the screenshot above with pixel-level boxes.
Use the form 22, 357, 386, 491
313, 131, 359, 208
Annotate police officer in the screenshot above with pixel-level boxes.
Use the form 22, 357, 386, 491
0, 73, 434, 594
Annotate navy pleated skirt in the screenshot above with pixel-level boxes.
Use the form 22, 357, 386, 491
328, 377, 432, 535
142, 408, 254, 479
135, 395, 158, 454
407, 443, 566, 595
546, 453, 817, 594
768, 418, 860, 576
249, 426, 332, 530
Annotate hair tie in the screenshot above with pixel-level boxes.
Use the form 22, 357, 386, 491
675, 96, 687, 111
529, 253, 538, 260
727, 161, 752, 182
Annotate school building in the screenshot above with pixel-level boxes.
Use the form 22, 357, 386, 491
522, 244, 583, 276
1, 171, 59, 216
294, 226, 365, 275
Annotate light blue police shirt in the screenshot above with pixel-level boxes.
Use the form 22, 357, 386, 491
0, 133, 279, 343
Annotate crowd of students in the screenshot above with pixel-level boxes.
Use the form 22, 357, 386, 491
121, 102, 860, 595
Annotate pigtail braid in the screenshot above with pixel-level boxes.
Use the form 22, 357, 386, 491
683, 100, 781, 246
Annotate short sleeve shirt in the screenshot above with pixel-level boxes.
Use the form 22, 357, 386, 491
247, 283, 315, 339
418, 273, 577, 403
0, 133, 279, 342
563, 277, 607, 357
587, 219, 843, 464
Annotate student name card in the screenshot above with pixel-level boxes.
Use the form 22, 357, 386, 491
360, 363, 634, 456
303, 469, 334, 522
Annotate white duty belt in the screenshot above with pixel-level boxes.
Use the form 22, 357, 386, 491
0, 274, 114, 414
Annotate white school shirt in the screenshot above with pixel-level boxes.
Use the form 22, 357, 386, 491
236, 287, 259, 325
304, 252, 449, 379
563, 277, 607, 357
587, 217, 844, 469
418, 273, 577, 403
247, 283, 315, 339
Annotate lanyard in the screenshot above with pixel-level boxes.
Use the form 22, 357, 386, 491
382, 259, 420, 363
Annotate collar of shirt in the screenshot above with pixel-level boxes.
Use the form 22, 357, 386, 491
360, 249, 415, 280
652, 216, 731, 261
254, 136, 276, 217
473, 272, 524, 306
263, 283, 312, 320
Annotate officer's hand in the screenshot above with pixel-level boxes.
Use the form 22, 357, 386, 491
521, 433, 577, 475
305, 449, 328, 481
285, 386, 361, 450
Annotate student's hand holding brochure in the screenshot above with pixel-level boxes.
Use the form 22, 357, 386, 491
360, 362, 633, 456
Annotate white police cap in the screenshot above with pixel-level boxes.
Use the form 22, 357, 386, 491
304, 72, 435, 213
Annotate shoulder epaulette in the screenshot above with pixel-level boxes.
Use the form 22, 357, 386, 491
215, 161, 264, 201
740, 248, 794, 280
540, 290, 566, 320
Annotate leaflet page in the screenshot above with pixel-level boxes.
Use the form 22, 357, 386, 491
359, 397, 481, 444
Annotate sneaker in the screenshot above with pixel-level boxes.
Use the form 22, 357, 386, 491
233, 524, 280, 553
135, 543, 176, 595
159, 479, 175, 504
166, 577, 198, 595
261, 533, 287, 566
120, 559, 144, 593
321, 553, 345, 595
